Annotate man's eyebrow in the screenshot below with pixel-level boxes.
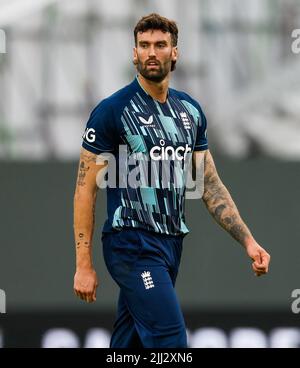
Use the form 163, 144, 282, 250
138, 40, 168, 45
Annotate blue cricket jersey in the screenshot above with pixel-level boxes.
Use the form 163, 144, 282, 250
82, 77, 208, 236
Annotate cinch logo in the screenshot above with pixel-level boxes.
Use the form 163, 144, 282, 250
150, 139, 191, 161
83, 128, 96, 143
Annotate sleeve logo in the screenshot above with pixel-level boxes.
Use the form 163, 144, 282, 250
83, 128, 96, 143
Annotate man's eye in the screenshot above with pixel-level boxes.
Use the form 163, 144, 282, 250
157, 44, 166, 48
140, 44, 148, 48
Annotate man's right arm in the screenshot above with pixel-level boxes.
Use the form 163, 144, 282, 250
73, 147, 107, 303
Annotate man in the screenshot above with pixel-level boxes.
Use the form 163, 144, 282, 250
73, 13, 270, 348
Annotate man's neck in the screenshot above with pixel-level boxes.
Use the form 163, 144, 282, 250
137, 74, 170, 103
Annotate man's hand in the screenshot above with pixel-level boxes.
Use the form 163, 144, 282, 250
245, 242, 271, 276
74, 268, 98, 303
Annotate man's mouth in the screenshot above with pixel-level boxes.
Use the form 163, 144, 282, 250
147, 61, 160, 66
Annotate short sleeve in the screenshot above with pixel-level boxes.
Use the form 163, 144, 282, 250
194, 108, 208, 151
82, 100, 118, 154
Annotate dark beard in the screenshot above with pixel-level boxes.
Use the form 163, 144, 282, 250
137, 60, 171, 83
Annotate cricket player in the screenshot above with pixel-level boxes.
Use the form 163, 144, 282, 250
73, 13, 270, 348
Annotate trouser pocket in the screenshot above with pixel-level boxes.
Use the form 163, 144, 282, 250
103, 229, 143, 281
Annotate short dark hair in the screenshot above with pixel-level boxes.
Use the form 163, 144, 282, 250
134, 13, 178, 47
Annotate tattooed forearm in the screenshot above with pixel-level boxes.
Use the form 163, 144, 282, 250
76, 232, 89, 248
75, 200, 96, 250
76, 239, 90, 249
212, 201, 251, 245
74, 148, 99, 270
202, 151, 252, 247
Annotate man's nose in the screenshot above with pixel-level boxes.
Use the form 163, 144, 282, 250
148, 45, 156, 57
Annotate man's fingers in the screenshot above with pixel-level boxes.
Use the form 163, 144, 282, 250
74, 273, 98, 302
74, 288, 88, 302
74, 289, 82, 299
92, 287, 97, 302
252, 251, 270, 269
89, 284, 98, 302
80, 291, 88, 302
252, 266, 266, 276
252, 262, 267, 270
248, 246, 270, 277
252, 253, 262, 265
77, 292, 83, 300
88, 289, 96, 303
252, 263, 268, 275
73, 270, 98, 302
86, 294, 92, 303
83, 290, 93, 303
253, 261, 267, 270
262, 254, 271, 267
75, 288, 97, 303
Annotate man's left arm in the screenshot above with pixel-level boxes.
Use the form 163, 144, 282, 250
193, 150, 271, 276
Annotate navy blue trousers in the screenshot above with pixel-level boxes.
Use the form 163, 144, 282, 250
102, 228, 187, 348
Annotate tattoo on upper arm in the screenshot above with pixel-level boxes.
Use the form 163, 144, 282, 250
76, 150, 98, 187
81, 152, 97, 163
202, 151, 251, 245
77, 161, 90, 186
202, 151, 223, 200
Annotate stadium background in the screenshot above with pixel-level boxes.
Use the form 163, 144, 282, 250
0, 0, 300, 348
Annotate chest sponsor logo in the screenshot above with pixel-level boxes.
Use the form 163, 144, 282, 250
150, 139, 191, 161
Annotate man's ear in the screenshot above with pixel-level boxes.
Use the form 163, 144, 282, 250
172, 46, 178, 62
133, 47, 138, 65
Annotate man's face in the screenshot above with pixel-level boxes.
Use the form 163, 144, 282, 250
134, 30, 177, 82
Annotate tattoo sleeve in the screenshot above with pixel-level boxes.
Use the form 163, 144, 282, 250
74, 149, 98, 253
202, 151, 252, 247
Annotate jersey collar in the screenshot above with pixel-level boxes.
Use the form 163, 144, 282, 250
134, 75, 170, 105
